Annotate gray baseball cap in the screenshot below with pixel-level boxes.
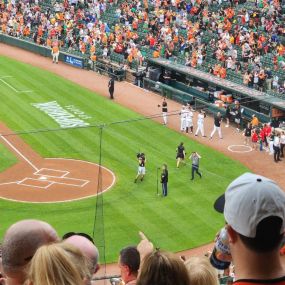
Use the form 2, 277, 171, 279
214, 173, 285, 238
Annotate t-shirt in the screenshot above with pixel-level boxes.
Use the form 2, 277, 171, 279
234, 276, 285, 285
177, 145, 185, 156
214, 115, 221, 127
162, 101, 168, 112
191, 155, 199, 166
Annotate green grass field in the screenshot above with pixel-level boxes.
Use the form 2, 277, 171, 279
0, 56, 249, 262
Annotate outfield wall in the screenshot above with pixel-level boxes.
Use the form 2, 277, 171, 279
0, 33, 86, 68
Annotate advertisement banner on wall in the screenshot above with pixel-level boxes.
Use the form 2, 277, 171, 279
64, 55, 84, 69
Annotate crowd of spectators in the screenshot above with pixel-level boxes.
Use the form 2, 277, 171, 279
0, 172, 285, 285
1, 0, 285, 94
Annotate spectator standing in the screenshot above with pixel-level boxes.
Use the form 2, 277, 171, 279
189, 152, 202, 180
214, 173, 285, 285
160, 164, 168, 197
210, 112, 223, 139
108, 77, 115, 100
118, 246, 140, 285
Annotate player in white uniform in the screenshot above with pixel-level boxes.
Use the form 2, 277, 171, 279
180, 105, 187, 132
185, 106, 194, 134
195, 110, 206, 137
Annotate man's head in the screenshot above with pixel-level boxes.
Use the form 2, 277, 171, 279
1, 219, 58, 285
118, 246, 140, 283
62, 233, 100, 275
214, 173, 285, 253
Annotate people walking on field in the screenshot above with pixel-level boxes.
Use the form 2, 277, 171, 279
161, 97, 168, 125
176, 142, 186, 168
180, 105, 187, 132
210, 112, 223, 139
185, 105, 194, 134
195, 110, 206, 137
134, 153, 146, 182
189, 152, 202, 180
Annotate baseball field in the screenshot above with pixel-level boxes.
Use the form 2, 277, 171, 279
0, 56, 249, 262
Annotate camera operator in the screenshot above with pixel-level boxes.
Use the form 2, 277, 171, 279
134, 153, 146, 183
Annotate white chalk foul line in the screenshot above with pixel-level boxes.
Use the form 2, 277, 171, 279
0, 78, 18, 92
0, 78, 33, 93
0, 76, 13, 79
0, 135, 39, 171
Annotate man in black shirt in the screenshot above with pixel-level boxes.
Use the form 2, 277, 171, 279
176, 142, 185, 168
161, 97, 168, 125
161, 164, 168, 197
210, 112, 223, 139
108, 77, 115, 100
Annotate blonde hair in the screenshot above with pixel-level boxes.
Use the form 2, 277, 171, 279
185, 256, 219, 285
26, 242, 91, 285
137, 250, 191, 285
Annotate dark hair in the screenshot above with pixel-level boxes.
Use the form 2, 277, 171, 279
239, 216, 283, 252
137, 250, 190, 285
119, 246, 140, 275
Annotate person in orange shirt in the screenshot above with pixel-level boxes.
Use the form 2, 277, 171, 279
153, 50, 160, 58
51, 44, 59, 64
219, 67, 227, 79
250, 114, 259, 127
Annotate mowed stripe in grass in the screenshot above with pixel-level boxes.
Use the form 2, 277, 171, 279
0, 56, 248, 262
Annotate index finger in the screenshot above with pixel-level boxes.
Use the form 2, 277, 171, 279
139, 231, 148, 240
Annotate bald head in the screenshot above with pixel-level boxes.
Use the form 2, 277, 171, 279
63, 235, 99, 274
2, 219, 58, 277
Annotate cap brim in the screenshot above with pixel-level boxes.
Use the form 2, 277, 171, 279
214, 194, 225, 213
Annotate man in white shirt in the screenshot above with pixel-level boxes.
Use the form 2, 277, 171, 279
195, 110, 206, 137
273, 133, 281, 162
180, 105, 187, 132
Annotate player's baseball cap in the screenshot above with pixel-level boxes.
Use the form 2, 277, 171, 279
214, 173, 285, 238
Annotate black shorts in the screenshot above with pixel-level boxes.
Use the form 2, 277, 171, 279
176, 153, 185, 159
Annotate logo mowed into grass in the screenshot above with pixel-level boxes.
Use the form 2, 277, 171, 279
32, 101, 91, 128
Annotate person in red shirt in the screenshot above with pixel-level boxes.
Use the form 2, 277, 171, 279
251, 129, 258, 150
264, 123, 272, 149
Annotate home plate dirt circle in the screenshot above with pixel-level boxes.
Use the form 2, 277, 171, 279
0, 158, 115, 203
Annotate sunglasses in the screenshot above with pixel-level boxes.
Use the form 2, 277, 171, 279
62, 232, 95, 244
